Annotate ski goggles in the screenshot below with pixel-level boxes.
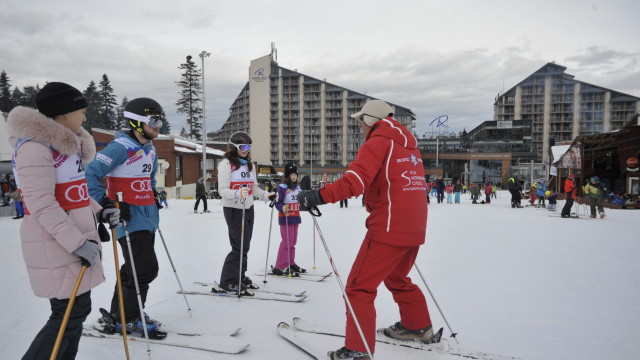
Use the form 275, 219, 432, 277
145, 115, 164, 128
231, 142, 251, 152
123, 111, 163, 128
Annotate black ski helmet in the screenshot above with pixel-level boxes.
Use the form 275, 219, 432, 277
229, 131, 252, 145
124, 97, 163, 136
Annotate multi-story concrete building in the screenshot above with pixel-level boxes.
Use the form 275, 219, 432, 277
494, 62, 640, 162
214, 52, 415, 170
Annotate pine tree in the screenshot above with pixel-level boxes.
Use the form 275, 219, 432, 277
0, 70, 14, 112
21, 85, 40, 108
83, 81, 99, 133
175, 55, 203, 140
97, 74, 118, 130
117, 96, 129, 129
179, 127, 188, 138
159, 110, 171, 135
10, 87, 24, 108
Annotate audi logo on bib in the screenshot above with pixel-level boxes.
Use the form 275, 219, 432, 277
131, 179, 152, 192
64, 183, 90, 202
55, 179, 91, 211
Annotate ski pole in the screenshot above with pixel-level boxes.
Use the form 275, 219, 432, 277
117, 193, 152, 358
111, 202, 131, 360
237, 199, 246, 296
262, 201, 275, 284
309, 211, 374, 360
157, 226, 192, 316
413, 264, 459, 343
49, 261, 88, 360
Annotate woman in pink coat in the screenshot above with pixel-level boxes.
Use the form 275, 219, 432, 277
8, 82, 116, 359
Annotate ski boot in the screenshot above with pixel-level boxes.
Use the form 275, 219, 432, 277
290, 264, 307, 274
97, 308, 118, 334
214, 282, 254, 296
271, 265, 300, 277
98, 308, 166, 339
383, 322, 443, 344
242, 276, 259, 290
328, 346, 370, 359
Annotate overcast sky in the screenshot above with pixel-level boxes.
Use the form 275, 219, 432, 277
2, 0, 639, 137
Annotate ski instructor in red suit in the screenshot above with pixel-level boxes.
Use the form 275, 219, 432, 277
298, 100, 438, 360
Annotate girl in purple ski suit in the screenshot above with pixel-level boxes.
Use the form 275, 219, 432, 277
273, 163, 305, 275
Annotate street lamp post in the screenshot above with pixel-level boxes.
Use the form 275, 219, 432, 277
199, 50, 211, 190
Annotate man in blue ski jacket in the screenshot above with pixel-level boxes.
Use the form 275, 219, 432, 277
85, 97, 166, 339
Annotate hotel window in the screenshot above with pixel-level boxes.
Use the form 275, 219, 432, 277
175, 156, 182, 179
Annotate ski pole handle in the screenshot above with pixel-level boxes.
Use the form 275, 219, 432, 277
309, 205, 322, 217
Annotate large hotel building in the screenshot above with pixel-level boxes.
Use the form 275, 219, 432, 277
494, 62, 640, 162
213, 52, 415, 168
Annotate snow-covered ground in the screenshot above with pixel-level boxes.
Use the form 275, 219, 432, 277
1, 192, 639, 359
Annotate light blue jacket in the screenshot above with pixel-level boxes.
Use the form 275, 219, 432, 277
536, 183, 547, 197
86, 131, 159, 239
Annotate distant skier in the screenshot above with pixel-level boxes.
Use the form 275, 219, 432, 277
453, 179, 462, 204
583, 176, 606, 219
547, 189, 558, 211
194, 177, 209, 213
272, 163, 305, 276
561, 174, 577, 218
508, 177, 522, 208
298, 100, 439, 360
536, 181, 547, 207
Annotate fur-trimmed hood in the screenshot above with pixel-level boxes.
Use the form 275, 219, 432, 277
7, 106, 96, 163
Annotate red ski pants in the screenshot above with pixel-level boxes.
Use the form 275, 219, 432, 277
344, 235, 431, 353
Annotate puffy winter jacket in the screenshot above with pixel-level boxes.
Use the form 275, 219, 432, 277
320, 117, 427, 246
564, 178, 576, 199
7, 107, 105, 299
584, 181, 605, 199
536, 183, 547, 197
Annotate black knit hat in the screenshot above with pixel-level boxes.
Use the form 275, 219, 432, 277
36, 82, 88, 118
284, 163, 298, 178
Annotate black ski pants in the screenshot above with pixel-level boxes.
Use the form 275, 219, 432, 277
110, 230, 158, 322
561, 193, 574, 217
220, 206, 254, 288
194, 195, 208, 212
22, 291, 91, 360
509, 189, 521, 206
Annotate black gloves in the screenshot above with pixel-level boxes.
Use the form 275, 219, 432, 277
73, 240, 100, 267
298, 190, 325, 211
268, 193, 277, 201
153, 189, 163, 209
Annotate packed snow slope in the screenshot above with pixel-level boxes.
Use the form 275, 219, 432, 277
1, 192, 638, 359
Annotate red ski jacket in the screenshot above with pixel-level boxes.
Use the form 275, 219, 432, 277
320, 117, 428, 246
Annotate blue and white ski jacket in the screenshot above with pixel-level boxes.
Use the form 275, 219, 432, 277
86, 130, 159, 239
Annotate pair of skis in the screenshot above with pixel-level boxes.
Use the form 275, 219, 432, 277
82, 320, 249, 354
178, 281, 308, 302
254, 269, 333, 282
278, 317, 518, 360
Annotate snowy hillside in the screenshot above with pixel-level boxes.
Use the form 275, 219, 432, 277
1, 192, 638, 359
